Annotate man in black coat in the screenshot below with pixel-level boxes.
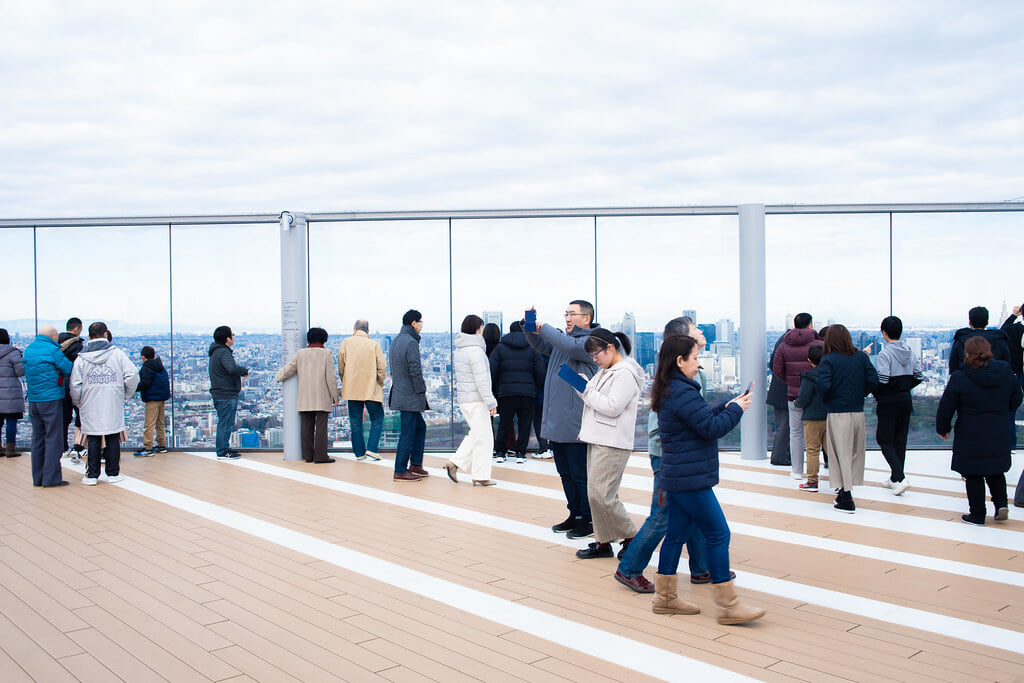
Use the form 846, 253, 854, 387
490, 321, 545, 463
58, 317, 85, 461
949, 306, 1010, 373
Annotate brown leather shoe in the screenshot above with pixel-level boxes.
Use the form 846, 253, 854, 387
393, 471, 422, 481
408, 465, 429, 477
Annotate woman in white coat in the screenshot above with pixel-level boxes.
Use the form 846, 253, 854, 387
575, 328, 645, 559
445, 315, 499, 486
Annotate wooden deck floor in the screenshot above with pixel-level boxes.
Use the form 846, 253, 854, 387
1, 448, 1022, 682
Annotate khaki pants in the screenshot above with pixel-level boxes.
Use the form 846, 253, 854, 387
825, 412, 866, 491
803, 419, 826, 485
587, 444, 637, 543
143, 401, 166, 449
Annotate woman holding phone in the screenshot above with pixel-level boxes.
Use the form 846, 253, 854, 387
653, 334, 764, 624
573, 328, 645, 559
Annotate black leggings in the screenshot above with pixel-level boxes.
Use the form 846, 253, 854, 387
965, 473, 1007, 519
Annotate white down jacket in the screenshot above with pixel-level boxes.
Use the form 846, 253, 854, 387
579, 357, 645, 450
453, 333, 497, 410
70, 341, 140, 435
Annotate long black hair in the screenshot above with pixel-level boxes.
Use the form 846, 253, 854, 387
583, 327, 631, 356
650, 334, 698, 412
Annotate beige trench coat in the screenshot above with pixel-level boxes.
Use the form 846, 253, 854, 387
275, 347, 339, 412
338, 331, 386, 402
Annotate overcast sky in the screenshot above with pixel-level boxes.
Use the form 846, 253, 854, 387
2, 2, 1023, 331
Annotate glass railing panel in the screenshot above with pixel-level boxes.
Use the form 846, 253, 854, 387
892, 211, 1024, 447
765, 213, 891, 456
450, 217, 594, 455
0, 228, 37, 448
169, 223, 280, 451
309, 219, 452, 450
597, 215, 740, 450
34, 225, 171, 450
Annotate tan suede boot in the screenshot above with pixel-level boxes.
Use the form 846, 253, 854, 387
710, 579, 765, 625
5, 443, 21, 458
651, 573, 700, 615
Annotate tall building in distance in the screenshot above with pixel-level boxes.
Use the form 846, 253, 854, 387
621, 312, 637, 356
681, 309, 697, 324
716, 318, 735, 347
635, 332, 659, 371
698, 323, 716, 345
483, 310, 503, 332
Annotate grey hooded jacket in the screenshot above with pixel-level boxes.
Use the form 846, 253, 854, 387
0, 344, 25, 415
526, 324, 598, 443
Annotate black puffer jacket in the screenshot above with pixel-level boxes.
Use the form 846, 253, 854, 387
949, 328, 1010, 373
936, 359, 1022, 476
489, 331, 545, 398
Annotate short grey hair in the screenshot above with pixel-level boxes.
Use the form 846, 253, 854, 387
354, 319, 370, 333
663, 316, 693, 337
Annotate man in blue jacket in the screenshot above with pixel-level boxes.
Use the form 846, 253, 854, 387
24, 325, 74, 487
526, 300, 599, 539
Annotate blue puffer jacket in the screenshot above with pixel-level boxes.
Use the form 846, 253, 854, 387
815, 351, 878, 413
23, 335, 73, 403
658, 372, 743, 492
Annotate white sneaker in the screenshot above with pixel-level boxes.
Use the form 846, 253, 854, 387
82, 477, 98, 486
790, 472, 804, 480
892, 479, 910, 496
516, 454, 527, 464
106, 475, 125, 484
364, 452, 382, 461
532, 450, 554, 459
881, 479, 895, 489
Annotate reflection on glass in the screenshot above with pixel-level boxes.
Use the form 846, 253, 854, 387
170, 224, 281, 451
598, 216, 740, 449
893, 212, 1024, 447
309, 220, 453, 449
0, 228, 36, 448
451, 218, 595, 453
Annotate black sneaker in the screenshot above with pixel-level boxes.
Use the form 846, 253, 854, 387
551, 515, 576, 533
134, 449, 155, 457
217, 451, 241, 460
575, 542, 612, 559
153, 446, 168, 453
961, 514, 985, 526
566, 521, 594, 539
834, 490, 855, 514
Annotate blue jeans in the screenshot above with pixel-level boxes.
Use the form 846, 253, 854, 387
349, 400, 384, 456
2, 416, 17, 444
657, 488, 732, 583
551, 441, 590, 520
214, 398, 238, 456
29, 399, 65, 486
618, 455, 708, 577
394, 411, 425, 473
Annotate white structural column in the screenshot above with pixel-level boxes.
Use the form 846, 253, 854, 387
739, 204, 767, 460
280, 211, 309, 461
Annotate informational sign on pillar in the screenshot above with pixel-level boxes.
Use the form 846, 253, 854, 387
280, 211, 308, 462
739, 204, 768, 460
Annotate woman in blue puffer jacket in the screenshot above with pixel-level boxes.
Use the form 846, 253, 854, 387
652, 334, 764, 625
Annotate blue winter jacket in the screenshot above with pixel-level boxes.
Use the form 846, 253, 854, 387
23, 335, 73, 403
658, 372, 743, 492
815, 352, 878, 413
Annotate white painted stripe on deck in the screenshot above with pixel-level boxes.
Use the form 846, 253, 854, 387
64, 463, 752, 683
166, 453, 1024, 653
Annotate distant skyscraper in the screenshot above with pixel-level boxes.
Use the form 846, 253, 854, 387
621, 312, 637, 355
716, 318, 735, 345
698, 324, 716, 345
682, 309, 697, 324
483, 310, 503, 332
1000, 299, 1009, 325
636, 332, 658, 369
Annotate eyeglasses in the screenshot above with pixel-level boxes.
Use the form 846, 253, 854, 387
564, 311, 587, 318
590, 345, 609, 361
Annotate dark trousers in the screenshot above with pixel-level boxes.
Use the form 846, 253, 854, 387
87, 434, 121, 479
61, 396, 82, 452
300, 411, 330, 462
30, 399, 65, 486
876, 411, 911, 483
532, 400, 548, 452
551, 441, 590, 521
394, 411, 426, 474
965, 473, 1008, 519
495, 395, 534, 455
658, 488, 731, 583
770, 405, 790, 465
